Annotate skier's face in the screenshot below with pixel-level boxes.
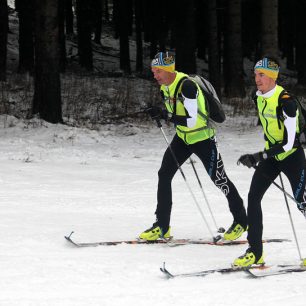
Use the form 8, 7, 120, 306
254, 70, 276, 94
152, 68, 175, 86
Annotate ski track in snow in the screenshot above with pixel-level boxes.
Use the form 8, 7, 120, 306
0, 115, 305, 306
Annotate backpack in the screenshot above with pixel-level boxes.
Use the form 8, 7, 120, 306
278, 90, 306, 147
173, 75, 226, 124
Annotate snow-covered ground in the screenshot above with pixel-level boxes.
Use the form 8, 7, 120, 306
0, 115, 305, 306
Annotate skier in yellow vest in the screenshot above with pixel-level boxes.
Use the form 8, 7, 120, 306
233, 57, 306, 267
139, 52, 248, 241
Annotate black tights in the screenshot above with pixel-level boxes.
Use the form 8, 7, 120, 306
155, 134, 246, 232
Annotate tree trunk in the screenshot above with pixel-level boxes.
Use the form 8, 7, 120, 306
15, 0, 35, 73
104, 0, 109, 22
0, 0, 8, 81
242, 0, 260, 60
134, 0, 143, 72
296, 0, 306, 85
112, 0, 119, 39
261, 0, 278, 58
224, 0, 245, 98
33, 0, 63, 123
174, 0, 196, 74
65, 0, 74, 35
195, 0, 208, 61
93, 0, 102, 44
155, 0, 168, 52
142, 0, 168, 58
58, 0, 66, 72
279, 0, 296, 69
207, 0, 221, 97
76, 0, 94, 70
117, 0, 131, 73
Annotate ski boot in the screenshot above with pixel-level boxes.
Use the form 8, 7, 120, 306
232, 248, 264, 268
223, 221, 247, 241
139, 222, 171, 241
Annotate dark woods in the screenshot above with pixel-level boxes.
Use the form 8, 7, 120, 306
0, 0, 306, 123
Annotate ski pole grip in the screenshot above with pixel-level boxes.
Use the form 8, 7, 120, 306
155, 117, 162, 128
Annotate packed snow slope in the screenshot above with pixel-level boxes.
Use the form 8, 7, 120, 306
0, 115, 305, 306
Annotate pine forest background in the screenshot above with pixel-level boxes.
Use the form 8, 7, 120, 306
1, 0, 306, 126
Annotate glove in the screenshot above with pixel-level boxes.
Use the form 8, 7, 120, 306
145, 105, 168, 121
237, 152, 263, 168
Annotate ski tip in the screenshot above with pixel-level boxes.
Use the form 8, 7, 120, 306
66, 231, 74, 239
64, 235, 74, 244
160, 262, 175, 278
161, 261, 166, 271
64, 231, 75, 241
64, 233, 81, 247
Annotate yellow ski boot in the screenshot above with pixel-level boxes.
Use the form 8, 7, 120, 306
232, 248, 265, 268
139, 223, 171, 241
224, 222, 247, 241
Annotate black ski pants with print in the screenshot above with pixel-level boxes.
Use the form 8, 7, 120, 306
247, 146, 306, 260
155, 134, 247, 233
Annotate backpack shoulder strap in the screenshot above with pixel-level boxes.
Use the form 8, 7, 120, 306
278, 89, 295, 109
173, 76, 188, 114
278, 89, 289, 101
276, 89, 288, 129
174, 76, 188, 98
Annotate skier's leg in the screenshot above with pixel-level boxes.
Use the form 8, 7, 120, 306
247, 159, 279, 259
155, 135, 191, 232
192, 138, 247, 229
281, 147, 306, 218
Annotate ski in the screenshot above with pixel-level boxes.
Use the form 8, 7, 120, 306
160, 262, 306, 279
163, 238, 289, 247
246, 264, 306, 278
160, 262, 245, 278
65, 234, 171, 247
65, 232, 290, 248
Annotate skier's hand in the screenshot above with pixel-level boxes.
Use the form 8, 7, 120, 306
145, 105, 168, 121
237, 152, 263, 168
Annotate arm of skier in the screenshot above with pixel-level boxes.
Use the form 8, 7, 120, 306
264, 97, 297, 158
170, 80, 198, 127
238, 97, 297, 168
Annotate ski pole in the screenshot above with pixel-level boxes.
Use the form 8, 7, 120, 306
153, 117, 221, 243
189, 158, 225, 233
279, 173, 303, 262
